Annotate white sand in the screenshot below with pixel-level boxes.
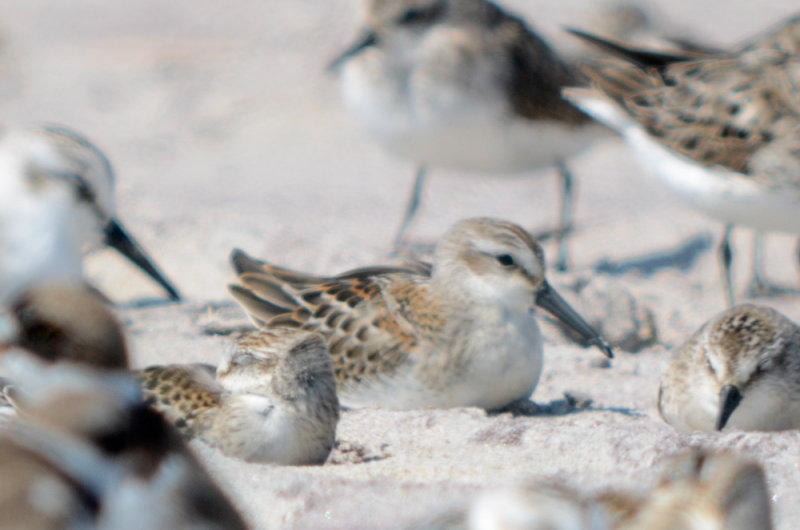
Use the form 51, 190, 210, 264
2, 1, 799, 528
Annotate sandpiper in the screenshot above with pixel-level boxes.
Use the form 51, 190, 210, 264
617, 449, 771, 530
467, 448, 770, 530
659, 303, 800, 432
0, 283, 129, 370
329, 0, 609, 269
229, 217, 612, 410
0, 125, 181, 303
0, 352, 248, 529
564, 15, 800, 305
138, 327, 339, 465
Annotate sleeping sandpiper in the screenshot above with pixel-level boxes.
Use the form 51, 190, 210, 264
138, 327, 339, 465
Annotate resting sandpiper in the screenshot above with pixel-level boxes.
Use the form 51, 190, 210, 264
229, 217, 612, 410
659, 303, 800, 432
138, 327, 339, 465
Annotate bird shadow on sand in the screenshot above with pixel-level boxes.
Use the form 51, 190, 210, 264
115, 297, 183, 310
495, 392, 645, 419
593, 232, 713, 276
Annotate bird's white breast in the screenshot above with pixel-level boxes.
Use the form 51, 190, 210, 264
0, 152, 84, 301
340, 43, 599, 173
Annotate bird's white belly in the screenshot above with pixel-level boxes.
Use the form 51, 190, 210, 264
447, 318, 544, 410
341, 56, 599, 173
341, 309, 544, 411
0, 178, 83, 302
216, 396, 320, 464
629, 129, 800, 233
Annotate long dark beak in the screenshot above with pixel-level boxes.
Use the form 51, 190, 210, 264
535, 281, 613, 359
103, 219, 181, 301
716, 384, 743, 431
327, 30, 378, 73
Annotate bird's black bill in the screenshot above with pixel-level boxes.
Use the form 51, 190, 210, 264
103, 219, 181, 301
535, 281, 613, 359
716, 384, 743, 431
327, 30, 378, 73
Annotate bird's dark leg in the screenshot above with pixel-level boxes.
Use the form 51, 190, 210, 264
719, 224, 735, 307
555, 160, 575, 272
393, 165, 428, 251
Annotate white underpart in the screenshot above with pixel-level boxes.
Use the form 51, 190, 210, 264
341, 45, 602, 174
447, 303, 543, 410
725, 376, 800, 431
217, 394, 313, 464
341, 278, 544, 411
567, 90, 800, 233
664, 365, 722, 433
0, 131, 104, 303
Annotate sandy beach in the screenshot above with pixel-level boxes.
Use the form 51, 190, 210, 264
2, 0, 799, 527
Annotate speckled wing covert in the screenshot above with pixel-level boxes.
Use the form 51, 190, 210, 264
228, 249, 435, 390
739, 12, 800, 56
136, 363, 221, 439
570, 24, 800, 188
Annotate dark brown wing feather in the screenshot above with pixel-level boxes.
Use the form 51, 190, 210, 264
491, 9, 591, 124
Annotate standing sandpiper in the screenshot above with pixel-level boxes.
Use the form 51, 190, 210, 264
229, 217, 612, 410
564, 15, 800, 305
329, 0, 608, 268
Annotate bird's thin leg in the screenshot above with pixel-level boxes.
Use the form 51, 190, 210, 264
750, 231, 769, 295
744, 232, 800, 298
792, 236, 800, 292
555, 159, 575, 272
393, 165, 427, 250
719, 224, 735, 307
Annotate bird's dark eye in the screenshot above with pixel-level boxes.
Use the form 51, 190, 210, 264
496, 254, 515, 267
398, 8, 425, 24
397, 3, 445, 26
